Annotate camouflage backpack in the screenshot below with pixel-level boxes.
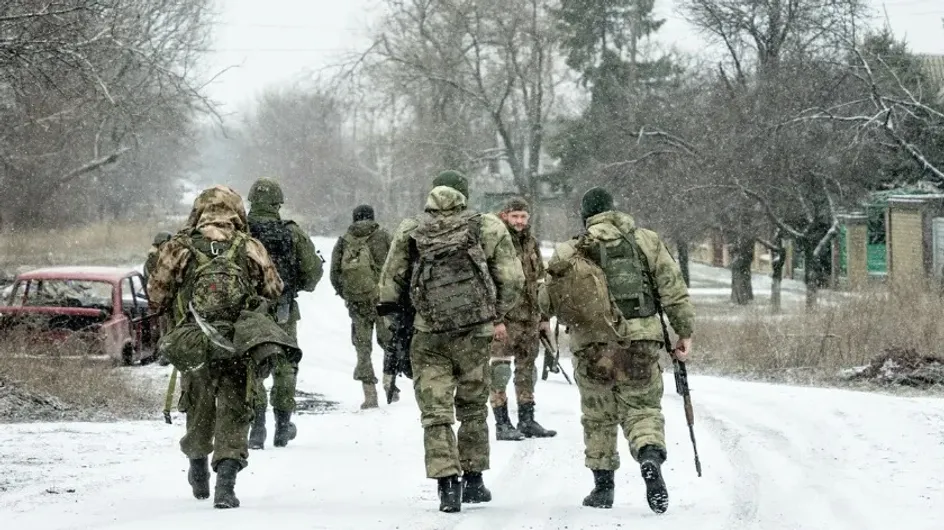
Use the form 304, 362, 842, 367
248, 219, 299, 298
545, 237, 627, 344
409, 210, 497, 333
582, 231, 657, 320
177, 231, 254, 324
339, 232, 378, 303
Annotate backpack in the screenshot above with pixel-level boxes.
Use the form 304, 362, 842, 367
248, 219, 299, 299
409, 210, 498, 333
339, 232, 378, 302
178, 231, 253, 323
583, 231, 657, 320
545, 238, 626, 344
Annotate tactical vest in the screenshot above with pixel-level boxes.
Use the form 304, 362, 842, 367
409, 210, 498, 333
583, 232, 657, 320
249, 219, 299, 298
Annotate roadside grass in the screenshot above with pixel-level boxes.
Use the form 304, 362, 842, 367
695, 277, 944, 387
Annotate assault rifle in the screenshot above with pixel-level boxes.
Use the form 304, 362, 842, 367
539, 327, 572, 385
673, 357, 702, 477
378, 299, 415, 404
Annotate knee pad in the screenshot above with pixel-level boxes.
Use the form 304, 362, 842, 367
491, 361, 512, 388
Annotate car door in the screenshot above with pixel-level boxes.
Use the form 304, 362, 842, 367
128, 273, 159, 352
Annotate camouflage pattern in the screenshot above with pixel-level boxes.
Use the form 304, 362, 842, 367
247, 177, 285, 205
411, 330, 492, 478
178, 360, 254, 471
147, 185, 282, 314
573, 340, 666, 469
378, 184, 524, 479
377, 186, 524, 337
501, 226, 546, 325
546, 211, 694, 353
143, 246, 160, 284
489, 321, 538, 408
247, 201, 323, 414
147, 185, 288, 469
331, 220, 392, 385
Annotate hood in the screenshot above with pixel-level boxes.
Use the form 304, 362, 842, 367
348, 219, 379, 238
185, 185, 248, 240
585, 211, 636, 242
424, 186, 467, 213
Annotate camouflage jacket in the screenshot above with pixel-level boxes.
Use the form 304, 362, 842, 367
546, 211, 694, 352
378, 186, 525, 336
503, 225, 548, 324
148, 186, 283, 320
329, 220, 392, 297
143, 245, 160, 284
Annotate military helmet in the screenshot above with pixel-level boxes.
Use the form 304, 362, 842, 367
153, 231, 172, 246
248, 178, 284, 205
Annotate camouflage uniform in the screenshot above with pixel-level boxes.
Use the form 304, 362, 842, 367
547, 188, 694, 513
329, 205, 392, 409
246, 178, 324, 449
489, 199, 556, 441
148, 185, 287, 509
378, 171, 524, 513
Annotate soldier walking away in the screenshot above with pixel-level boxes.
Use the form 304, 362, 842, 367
490, 197, 556, 441
330, 204, 393, 409
545, 187, 694, 514
377, 170, 524, 513
143, 231, 172, 284
148, 185, 301, 509
246, 177, 324, 449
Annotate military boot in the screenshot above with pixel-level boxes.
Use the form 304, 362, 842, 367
360, 382, 379, 409
492, 404, 525, 441
248, 408, 267, 450
437, 475, 462, 513
273, 409, 297, 448
213, 459, 241, 509
461, 471, 492, 504
639, 446, 669, 514
582, 469, 615, 509
187, 457, 210, 500
517, 402, 557, 438
382, 374, 400, 403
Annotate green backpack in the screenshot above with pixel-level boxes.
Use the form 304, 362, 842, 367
583, 231, 657, 320
340, 233, 378, 303
409, 210, 498, 333
176, 231, 253, 324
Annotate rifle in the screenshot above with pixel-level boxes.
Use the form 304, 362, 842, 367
380, 301, 415, 404
539, 326, 572, 385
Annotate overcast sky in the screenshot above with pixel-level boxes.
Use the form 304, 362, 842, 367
202, 0, 944, 115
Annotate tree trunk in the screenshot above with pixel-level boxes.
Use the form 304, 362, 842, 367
730, 235, 755, 305
770, 248, 785, 314
677, 240, 690, 287
804, 244, 820, 309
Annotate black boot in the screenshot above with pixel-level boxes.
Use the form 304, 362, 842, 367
187, 457, 210, 500
493, 404, 525, 441
273, 409, 297, 448
517, 402, 557, 438
639, 446, 669, 514
582, 469, 615, 509
248, 408, 267, 450
437, 475, 462, 513
213, 459, 241, 509
461, 471, 492, 503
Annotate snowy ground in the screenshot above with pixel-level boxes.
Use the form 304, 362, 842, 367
2, 238, 943, 529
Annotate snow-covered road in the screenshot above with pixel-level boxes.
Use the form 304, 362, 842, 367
1, 238, 942, 529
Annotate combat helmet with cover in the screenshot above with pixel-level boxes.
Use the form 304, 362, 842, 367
248, 177, 284, 205
153, 231, 172, 247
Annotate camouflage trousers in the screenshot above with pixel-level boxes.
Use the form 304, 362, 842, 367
411, 330, 491, 478
489, 320, 539, 408
252, 318, 298, 412
348, 301, 391, 385
178, 359, 254, 471
573, 340, 666, 471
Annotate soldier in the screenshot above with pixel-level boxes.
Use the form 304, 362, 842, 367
377, 170, 524, 513
546, 187, 694, 514
143, 231, 172, 284
245, 177, 324, 449
330, 204, 393, 408
490, 197, 556, 441
148, 185, 298, 509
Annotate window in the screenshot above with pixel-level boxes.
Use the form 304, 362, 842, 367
21, 279, 114, 310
